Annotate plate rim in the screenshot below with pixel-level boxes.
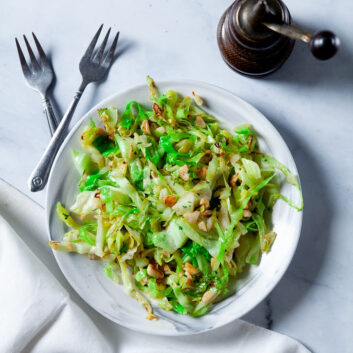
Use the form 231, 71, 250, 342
45, 79, 303, 335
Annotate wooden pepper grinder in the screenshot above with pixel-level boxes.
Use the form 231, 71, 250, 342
217, 0, 340, 77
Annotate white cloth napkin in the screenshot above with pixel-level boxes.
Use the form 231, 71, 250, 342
0, 179, 310, 353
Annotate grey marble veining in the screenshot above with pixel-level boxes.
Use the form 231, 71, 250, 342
0, 0, 352, 352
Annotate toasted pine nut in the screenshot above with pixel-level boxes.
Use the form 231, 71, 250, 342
200, 198, 210, 210
200, 210, 213, 218
141, 120, 151, 135
140, 277, 148, 285
185, 271, 194, 286
155, 126, 166, 134
184, 211, 200, 224
210, 257, 217, 270
161, 251, 171, 258
179, 165, 189, 181
164, 194, 177, 207
184, 262, 199, 275
206, 216, 214, 231
243, 209, 252, 218
201, 290, 218, 305
192, 92, 204, 106
195, 115, 206, 128
198, 220, 207, 232
163, 264, 171, 275
147, 264, 164, 279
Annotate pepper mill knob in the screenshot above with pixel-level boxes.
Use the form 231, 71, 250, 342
217, 0, 340, 77
310, 31, 340, 60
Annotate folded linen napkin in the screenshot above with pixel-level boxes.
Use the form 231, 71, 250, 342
0, 179, 310, 353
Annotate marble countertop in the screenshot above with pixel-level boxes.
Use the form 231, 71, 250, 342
1, 0, 352, 352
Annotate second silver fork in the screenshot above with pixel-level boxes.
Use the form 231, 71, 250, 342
28, 24, 119, 192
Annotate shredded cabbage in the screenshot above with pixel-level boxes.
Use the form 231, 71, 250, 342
50, 77, 303, 319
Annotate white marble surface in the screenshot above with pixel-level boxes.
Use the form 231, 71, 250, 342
0, 0, 352, 352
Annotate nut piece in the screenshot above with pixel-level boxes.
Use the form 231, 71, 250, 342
201, 290, 218, 305
147, 264, 164, 279
141, 120, 151, 135
164, 194, 177, 207
155, 126, 166, 134
88, 254, 100, 260
153, 103, 166, 121
185, 271, 194, 286
140, 277, 148, 285
163, 264, 171, 275
151, 171, 158, 179
198, 166, 207, 179
200, 210, 213, 218
200, 198, 210, 210
230, 173, 239, 188
179, 165, 190, 181
206, 216, 214, 231
210, 257, 217, 270
184, 262, 199, 275
198, 220, 207, 232
161, 250, 171, 258
192, 91, 204, 106
242, 209, 252, 218
184, 210, 200, 225
195, 115, 206, 128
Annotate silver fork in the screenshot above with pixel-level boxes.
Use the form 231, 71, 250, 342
28, 24, 119, 192
15, 33, 59, 135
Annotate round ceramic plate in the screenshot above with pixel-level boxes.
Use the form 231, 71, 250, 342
46, 80, 302, 335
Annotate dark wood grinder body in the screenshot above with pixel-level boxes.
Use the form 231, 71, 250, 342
217, 0, 295, 77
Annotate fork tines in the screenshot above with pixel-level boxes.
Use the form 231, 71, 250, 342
85, 24, 120, 67
15, 33, 50, 75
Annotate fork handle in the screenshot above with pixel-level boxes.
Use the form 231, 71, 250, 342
28, 86, 86, 192
42, 97, 59, 136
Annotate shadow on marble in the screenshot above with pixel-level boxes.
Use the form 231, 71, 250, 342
93, 37, 134, 86
263, 22, 353, 91
243, 111, 333, 332
114, 38, 134, 62
272, 120, 332, 311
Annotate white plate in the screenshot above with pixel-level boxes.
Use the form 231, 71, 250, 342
46, 80, 302, 335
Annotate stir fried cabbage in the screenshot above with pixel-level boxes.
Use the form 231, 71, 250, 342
50, 77, 303, 319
